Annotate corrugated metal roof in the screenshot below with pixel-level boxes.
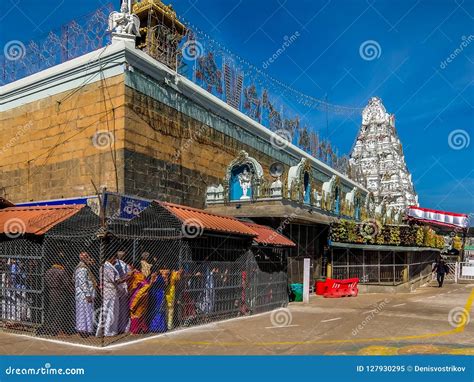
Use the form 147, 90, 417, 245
242, 222, 296, 247
0, 205, 84, 236
159, 202, 257, 237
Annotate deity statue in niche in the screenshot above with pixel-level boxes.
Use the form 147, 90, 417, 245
238, 168, 252, 200
303, 172, 310, 204
229, 164, 254, 201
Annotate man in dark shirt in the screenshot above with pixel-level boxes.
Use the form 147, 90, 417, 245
432, 259, 448, 288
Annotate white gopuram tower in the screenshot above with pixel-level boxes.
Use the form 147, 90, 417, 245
349, 97, 419, 210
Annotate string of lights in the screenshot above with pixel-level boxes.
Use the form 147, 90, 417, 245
178, 17, 363, 116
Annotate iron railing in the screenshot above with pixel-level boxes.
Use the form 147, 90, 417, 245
332, 261, 435, 286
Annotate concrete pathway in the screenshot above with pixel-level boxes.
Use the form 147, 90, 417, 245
0, 282, 472, 355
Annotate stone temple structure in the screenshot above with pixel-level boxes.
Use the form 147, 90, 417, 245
349, 97, 418, 213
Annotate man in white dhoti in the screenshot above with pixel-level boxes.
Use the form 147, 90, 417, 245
114, 251, 131, 334
74, 252, 96, 337
96, 253, 121, 337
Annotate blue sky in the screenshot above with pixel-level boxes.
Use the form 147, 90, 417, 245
1, 0, 473, 217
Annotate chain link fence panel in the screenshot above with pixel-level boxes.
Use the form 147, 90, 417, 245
0, 205, 290, 347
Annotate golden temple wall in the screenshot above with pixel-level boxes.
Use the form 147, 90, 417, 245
0, 75, 126, 203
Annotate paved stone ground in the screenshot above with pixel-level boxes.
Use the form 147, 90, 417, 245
0, 282, 472, 355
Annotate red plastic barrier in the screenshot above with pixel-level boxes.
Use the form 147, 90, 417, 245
315, 279, 332, 295
323, 277, 359, 298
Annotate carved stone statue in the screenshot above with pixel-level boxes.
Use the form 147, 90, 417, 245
108, 1, 140, 37
270, 177, 282, 197
238, 168, 252, 200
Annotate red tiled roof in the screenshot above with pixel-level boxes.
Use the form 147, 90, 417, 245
159, 202, 257, 237
0, 205, 84, 236
241, 222, 296, 247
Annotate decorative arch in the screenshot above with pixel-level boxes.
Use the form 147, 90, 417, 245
287, 158, 312, 204
225, 150, 264, 201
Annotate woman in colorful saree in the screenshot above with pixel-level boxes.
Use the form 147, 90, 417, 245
128, 260, 156, 335
147, 266, 168, 333
165, 270, 182, 330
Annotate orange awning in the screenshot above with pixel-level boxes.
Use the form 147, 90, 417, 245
159, 201, 257, 237
241, 222, 296, 247
0, 205, 84, 236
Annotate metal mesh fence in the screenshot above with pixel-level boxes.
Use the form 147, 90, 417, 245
330, 247, 438, 285
0, 204, 289, 347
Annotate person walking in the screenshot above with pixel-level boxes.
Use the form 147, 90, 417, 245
433, 258, 448, 288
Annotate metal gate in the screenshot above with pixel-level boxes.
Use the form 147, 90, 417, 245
458, 262, 474, 281
432, 262, 474, 283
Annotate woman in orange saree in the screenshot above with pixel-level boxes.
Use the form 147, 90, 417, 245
128, 261, 156, 334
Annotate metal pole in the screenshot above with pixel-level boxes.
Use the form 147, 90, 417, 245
98, 187, 107, 347
461, 229, 467, 262
378, 251, 381, 284
303, 258, 310, 303
393, 251, 396, 286
346, 248, 349, 278
362, 249, 365, 282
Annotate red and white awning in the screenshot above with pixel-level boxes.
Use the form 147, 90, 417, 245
406, 206, 469, 229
